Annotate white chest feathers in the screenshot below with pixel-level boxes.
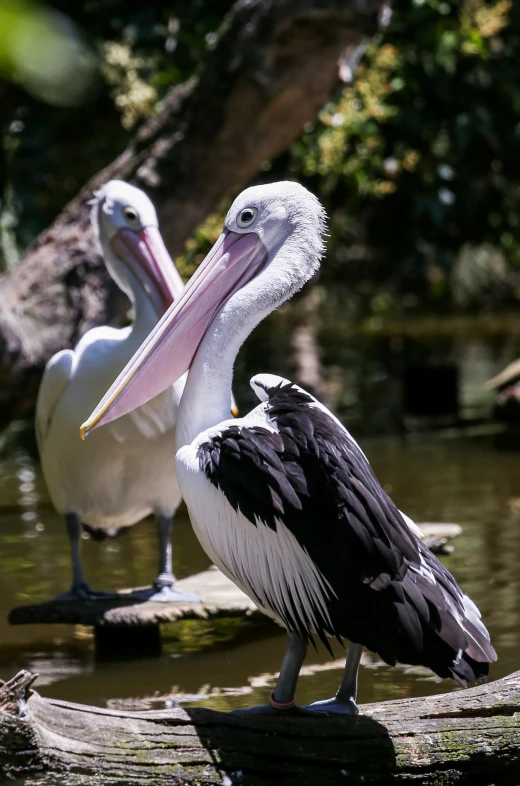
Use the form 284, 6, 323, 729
175, 442, 335, 631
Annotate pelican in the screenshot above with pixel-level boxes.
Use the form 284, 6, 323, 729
82, 181, 496, 712
36, 179, 201, 602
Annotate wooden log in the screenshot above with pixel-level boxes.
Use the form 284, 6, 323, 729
8, 566, 258, 627
486, 359, 520, 391
417, 523, 462, 540
8, 567, 260, 659
1, 668, 519, 785
417, 522, 462, 555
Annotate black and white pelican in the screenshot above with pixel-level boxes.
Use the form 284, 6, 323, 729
82, 181, 496, 712
36, 180, 201, 602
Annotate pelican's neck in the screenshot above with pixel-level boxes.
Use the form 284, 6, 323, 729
103, 241, 161, 336
129, 280, 160, 336
176, 227, 321, 449
176, 311, 253, 449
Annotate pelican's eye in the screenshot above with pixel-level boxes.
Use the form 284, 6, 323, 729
237, 207, 257, 228
123, 206, 139, 225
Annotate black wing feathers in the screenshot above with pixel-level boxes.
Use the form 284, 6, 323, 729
198, 383, 495, 684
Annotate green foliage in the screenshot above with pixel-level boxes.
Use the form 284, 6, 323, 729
287, 0, 520, 311
0, 0, 95, 105
175, 208, 230, 281
2, 0, 520, 319
0, 0, 232, 266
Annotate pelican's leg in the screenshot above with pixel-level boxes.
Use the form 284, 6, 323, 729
271, 631, 308, 706
232, 631, 309, 715
54, 514, 117, 600
67, 513, 90, 595
305, 641, 362, 715
155, 512, 175, 586
145, 513, 201, 603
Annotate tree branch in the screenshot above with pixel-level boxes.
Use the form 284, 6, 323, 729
0, 0, 383, 429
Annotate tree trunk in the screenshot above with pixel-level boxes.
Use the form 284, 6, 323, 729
1, 669, 519, 785
0, 0, 383, 430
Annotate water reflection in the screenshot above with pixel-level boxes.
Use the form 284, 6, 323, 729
0, 431, 519, 713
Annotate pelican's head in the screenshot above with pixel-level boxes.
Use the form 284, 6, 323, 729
93, 180, 183, 317
82, 181, 327, 437
224, 180, 326, 274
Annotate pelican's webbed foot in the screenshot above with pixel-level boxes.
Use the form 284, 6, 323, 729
232, 696, 358, 716
304, 696, 359, 715
147, 584, 202, 603
130, 576, 201, 603
230, 703, 314, 717
53, 583, 119, 602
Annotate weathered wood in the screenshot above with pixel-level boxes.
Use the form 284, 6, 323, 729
486, 359, 520, 391
0, 0, 383, 430
1, 669, 519, 785
0, 671, 37, 715
418, 523, 462, 540
418, 522, 462, 555
8, 566, 257, 627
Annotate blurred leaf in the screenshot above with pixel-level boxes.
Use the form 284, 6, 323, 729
0, 0, 96, 105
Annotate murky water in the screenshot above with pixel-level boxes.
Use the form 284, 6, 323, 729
0, 426, 518, 720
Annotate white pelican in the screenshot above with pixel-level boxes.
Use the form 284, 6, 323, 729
82, 181, 496, 713
36, 179, 201, 602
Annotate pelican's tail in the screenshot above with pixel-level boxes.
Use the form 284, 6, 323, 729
447, 594, 497, 686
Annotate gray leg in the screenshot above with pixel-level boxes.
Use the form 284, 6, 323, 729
155, 513, 175, 587
336, 641, 362, 704
68, 512, 89, 593
305, 641, 362, 714
53, 514, 117, 600
141, 514, 201, 603
271, 631, 308, 705
232, 631, 308, 715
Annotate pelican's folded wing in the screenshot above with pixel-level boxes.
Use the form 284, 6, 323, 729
197, 376, 495, 683
35, 349, 75, 449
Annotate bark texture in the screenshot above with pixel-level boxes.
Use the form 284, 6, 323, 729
0, 0, 383, 430
1, 669, 519, 785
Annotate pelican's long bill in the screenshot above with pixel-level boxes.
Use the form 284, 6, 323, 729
81, 229, 268, 438
111, 226, 184, 316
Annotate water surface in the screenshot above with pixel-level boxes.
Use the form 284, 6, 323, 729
0, 428, 518, 716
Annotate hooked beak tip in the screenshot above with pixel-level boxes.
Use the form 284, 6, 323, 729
231, 404, 239, 418
79, 423, 88, 440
